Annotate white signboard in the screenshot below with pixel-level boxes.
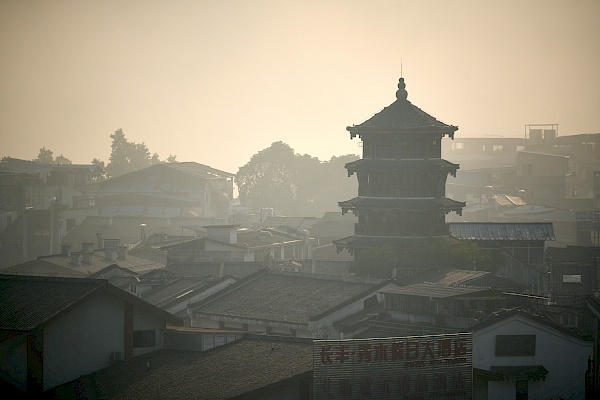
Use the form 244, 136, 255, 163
313, 333, 472, 399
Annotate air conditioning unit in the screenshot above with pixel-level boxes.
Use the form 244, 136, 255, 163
111, 351, 124, 362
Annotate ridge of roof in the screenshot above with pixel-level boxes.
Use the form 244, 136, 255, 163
471, 308, 592, 341
0, 274, 182, 330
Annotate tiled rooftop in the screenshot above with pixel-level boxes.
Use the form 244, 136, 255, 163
193, 270, 383, 324
380, 282, 492, 299
141, 277, 212, 307
49, 337, 313, 400
0, 274, 107, 331
0, 274, 182, 331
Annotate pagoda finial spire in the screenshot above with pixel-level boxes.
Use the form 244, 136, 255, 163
396, 77, 408, 101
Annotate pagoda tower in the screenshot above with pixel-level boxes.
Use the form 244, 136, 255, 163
334, 77, 465, 256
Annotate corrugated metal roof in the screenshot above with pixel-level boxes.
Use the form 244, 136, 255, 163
449, 222, 555, 241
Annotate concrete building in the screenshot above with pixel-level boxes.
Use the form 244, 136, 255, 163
97, 162, 234, 221
0, 274, 181, 393
472, 309, 593, 400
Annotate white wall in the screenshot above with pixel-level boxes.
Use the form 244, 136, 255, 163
473, 315, 593, 400
44, 292, 125, 391
132, 306, 165, 357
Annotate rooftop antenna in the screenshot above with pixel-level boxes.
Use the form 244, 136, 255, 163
401, 58, 403, 78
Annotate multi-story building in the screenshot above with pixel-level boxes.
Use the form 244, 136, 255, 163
0, 158, 103, 268
97, 162, 234, 221
334, 77, 465, 256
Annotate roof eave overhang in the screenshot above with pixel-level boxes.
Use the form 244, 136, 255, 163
347, 126, 458, 139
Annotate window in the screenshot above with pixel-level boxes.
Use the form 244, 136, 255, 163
561, 313, 578, 327
493, 145, 504, 152
562, 274, 581, 283
133, 329, 156, 348
452, 142, 464, 150
517, 145, 525, 151
495, 335, 535, 356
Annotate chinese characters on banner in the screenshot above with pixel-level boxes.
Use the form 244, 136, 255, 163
313, 333, 472, 399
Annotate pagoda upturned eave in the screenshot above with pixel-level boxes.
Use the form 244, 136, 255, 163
346, 98, 458, 137
333, 234, 451, 252
338, 196, 466, 212
344, 158, 460, 174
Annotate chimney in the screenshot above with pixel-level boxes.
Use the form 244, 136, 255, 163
81, 242, 94, 252
117, 245, 128, 260
82, 251, 94, 265
96, 233, 103, 249
61, 244, 71, 257
104, 248, 117, 262
139, 224, 147, 243
71, 252, 82, 266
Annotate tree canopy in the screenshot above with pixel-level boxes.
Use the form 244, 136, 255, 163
348, 238, 504, 279
236, 141, 359, 217
33, 147, 72, 164
104, 129, 170, 178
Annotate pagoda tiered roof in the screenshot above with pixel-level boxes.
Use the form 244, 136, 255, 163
347, 78, 458, 137
345, 158, 460, 175
338, 196, 465, 214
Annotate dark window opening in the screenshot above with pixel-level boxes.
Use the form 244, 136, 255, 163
133, 329, 156, 348
496, 335, 536, 356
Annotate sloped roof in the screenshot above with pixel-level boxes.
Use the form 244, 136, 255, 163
0, 259, 88, 278
48, 336, 313, 400
141, 277, 212, 307
397, 268, 527, 291
87, 264, 138, 279
37, 250, 166, 276
449, 222, 555, 241
167, 262, 266, 279
100, 162, 234, 187
347, 78, 457, 135
0, 274, 181, 331
191, 269, 386, 324
261, 216, 317, 230
471, 308, 592, 341
61, 215, 214, 247
380, 282, 494, 299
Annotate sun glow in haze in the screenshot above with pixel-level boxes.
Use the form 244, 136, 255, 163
1, 0, 599, 174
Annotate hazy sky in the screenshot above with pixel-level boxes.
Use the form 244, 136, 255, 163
1, 0, 599, 174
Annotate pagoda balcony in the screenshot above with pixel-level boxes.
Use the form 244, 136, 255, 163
354, 223, 450, 237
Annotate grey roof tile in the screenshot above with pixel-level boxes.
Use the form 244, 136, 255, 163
49, 337, 313, 400
193, 270, 383, 323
